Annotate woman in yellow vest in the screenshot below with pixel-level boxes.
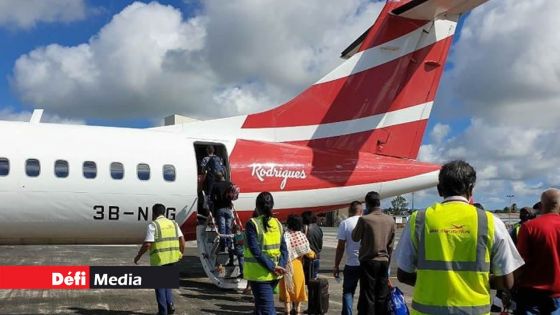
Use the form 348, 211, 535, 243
244, 192, 288, 315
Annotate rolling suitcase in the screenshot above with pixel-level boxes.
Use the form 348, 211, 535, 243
307, 261, 329, 315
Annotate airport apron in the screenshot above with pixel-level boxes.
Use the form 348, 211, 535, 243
150, 216, 182, 266
243, 216, 283, 281
410, 202, 495, 315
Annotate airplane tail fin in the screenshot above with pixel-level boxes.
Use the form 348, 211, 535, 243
242, 0, 487, 159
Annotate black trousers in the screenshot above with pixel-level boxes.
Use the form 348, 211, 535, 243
357, 260, 390, 315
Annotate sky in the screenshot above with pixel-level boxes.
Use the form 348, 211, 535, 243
1, 0, 559, 210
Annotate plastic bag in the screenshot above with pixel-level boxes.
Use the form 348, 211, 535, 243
389, 286, 410, 315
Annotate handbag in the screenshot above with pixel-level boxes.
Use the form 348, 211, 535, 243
389, 286, 409, 315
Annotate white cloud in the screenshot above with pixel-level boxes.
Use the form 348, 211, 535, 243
430, 123, 451, 145
440, 0, 560, 127
12, 1, 382, 120
417, 0, 560, 209
0, 0, 86, 29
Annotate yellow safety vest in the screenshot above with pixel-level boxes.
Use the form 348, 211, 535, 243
150, 216, 182, 266
513, 223, 521, 237
410, 202, 495, 315
243, 215, 283, 282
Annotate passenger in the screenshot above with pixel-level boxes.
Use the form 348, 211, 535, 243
279, 215, 316, 315
532, 201, 542, 213
200, 145, 225, 208
395, 160, 524, 315
515, 188, 560, 314
510, 207, 536, 244
351, 191, 395, 315
334, 201, 363, 315
211, 174, 234, 253
243, 192, 288, 315
134, 204, 185, 315
229, 224, 245, 278
196, 173, 208, 224
302, 211, 323, 282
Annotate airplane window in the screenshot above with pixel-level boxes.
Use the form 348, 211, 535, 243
54, 160, 69, 178
83, 161, 97, 179
110, 162, 124, 180
163, 164, 176, 182
0, 158, 8, 176
137, 163, 150, 181
26, 159, 40, 177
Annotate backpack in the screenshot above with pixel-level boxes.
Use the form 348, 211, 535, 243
225, 183, 240, 201
205, 155, 224, 178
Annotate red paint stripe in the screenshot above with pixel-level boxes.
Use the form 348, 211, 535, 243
227, 139, 439, 193
358, 2, 427, 52
287, 119, 429, 159
243, 37, 452, 129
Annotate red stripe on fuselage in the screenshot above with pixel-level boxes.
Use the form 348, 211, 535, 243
287, 119, 429, 159
227, 139, 439, 193
242, 37, 452, 129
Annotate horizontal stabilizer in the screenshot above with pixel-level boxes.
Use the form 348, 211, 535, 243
393, 0, 488, 20
164, 114, 200, 126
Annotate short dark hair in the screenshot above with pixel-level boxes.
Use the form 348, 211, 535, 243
153, 203, 166, 216
206, 146, 215, 154
287, 215, 303, 232
349, 201, 362, 215
365, 191, 381, 208
437, 160, 476, 198
533, 202, 542, 211
302, 211, 313, 225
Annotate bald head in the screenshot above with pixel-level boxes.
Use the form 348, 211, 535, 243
540, 188, 560, 214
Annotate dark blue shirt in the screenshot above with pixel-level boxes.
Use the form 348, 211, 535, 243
245, 218, 288, 272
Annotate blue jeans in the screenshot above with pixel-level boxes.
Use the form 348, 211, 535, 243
217, 207, 233, 251
515, 289, 560, 315
155, 288, 173, 315
342, 265, 361, 315
250, 280, 279, 315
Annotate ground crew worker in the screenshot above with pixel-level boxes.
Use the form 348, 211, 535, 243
243, 192, 288, 315
134, 204, 185, 315
510, 207, 536, 244
395, 160, 524, 315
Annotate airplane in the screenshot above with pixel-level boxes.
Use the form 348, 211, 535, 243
0, 0, 489, 288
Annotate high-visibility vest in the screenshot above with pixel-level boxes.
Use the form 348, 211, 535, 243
513, 223, 521, 237
150, 216, 182, 266
410, 202, 495, 315
243, 215, 283, 282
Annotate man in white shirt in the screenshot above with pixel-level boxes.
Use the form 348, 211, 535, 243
334, 201, 363, 315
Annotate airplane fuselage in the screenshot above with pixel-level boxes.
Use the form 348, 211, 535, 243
0, 120, 438, 244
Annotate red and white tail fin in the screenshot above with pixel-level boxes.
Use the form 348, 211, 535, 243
242, 0, 487, 159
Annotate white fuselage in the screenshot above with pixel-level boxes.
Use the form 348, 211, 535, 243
0, 121, 202, 244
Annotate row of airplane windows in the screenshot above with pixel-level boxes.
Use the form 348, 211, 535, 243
0, 157, 176, 182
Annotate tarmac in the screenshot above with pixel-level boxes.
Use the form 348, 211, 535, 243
0, 227, 413, 314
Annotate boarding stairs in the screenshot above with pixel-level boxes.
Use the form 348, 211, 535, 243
196, 196, 247, 290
